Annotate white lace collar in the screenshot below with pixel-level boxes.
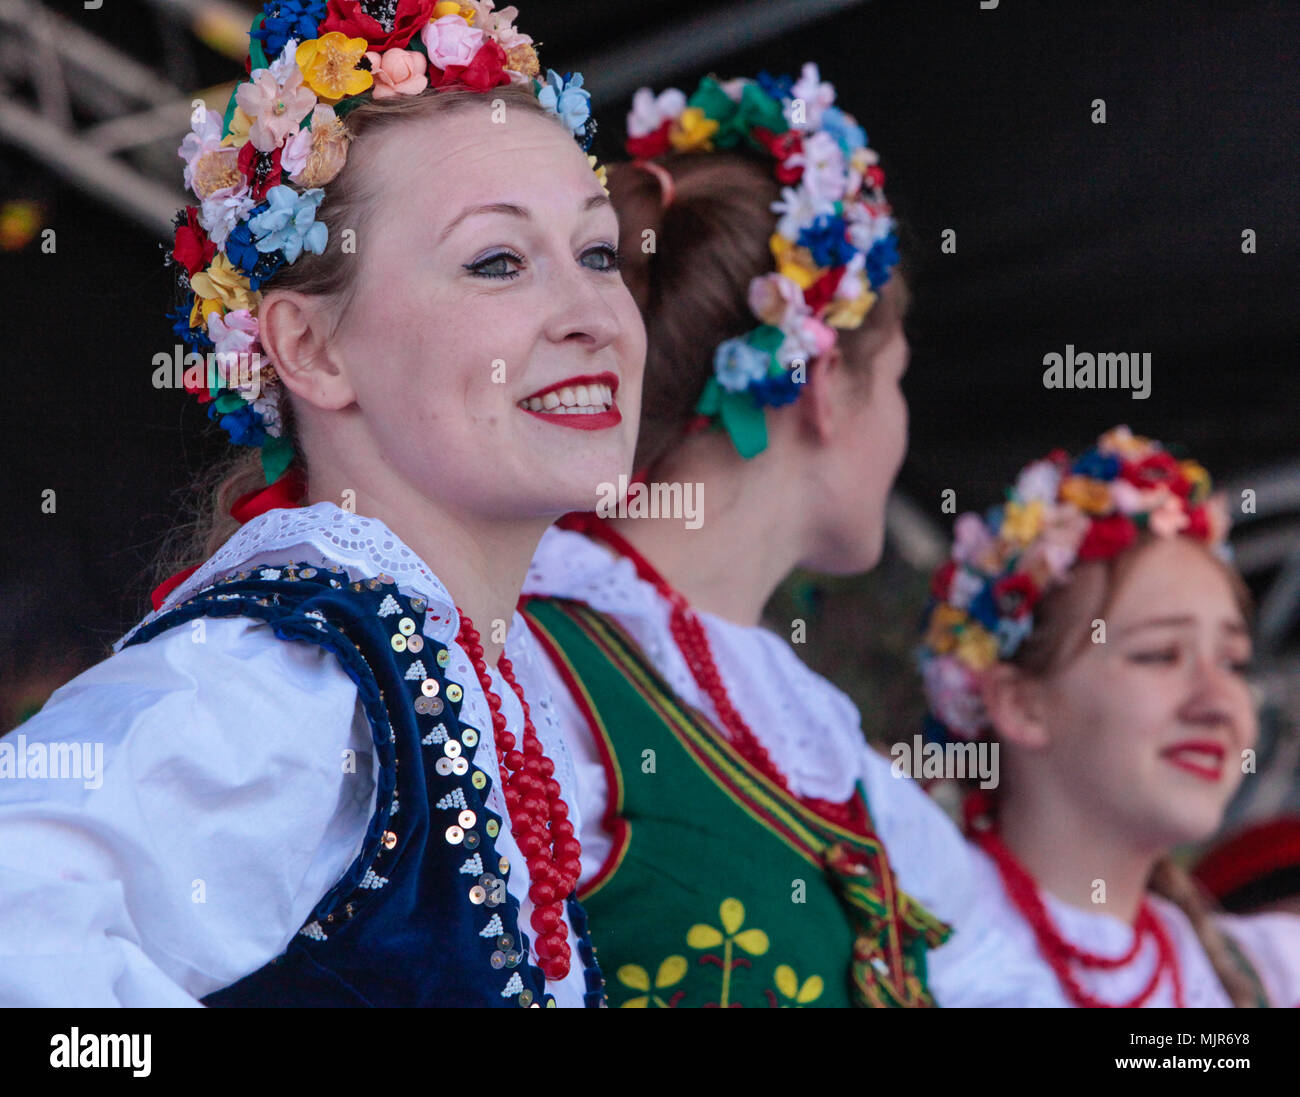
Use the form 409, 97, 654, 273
523, 526, 658, 615
118, 502, 459, 649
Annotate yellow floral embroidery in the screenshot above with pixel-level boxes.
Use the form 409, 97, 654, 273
774, 964, 824, 1006
615, 956, 688, 1008
687, 898, 769, 1008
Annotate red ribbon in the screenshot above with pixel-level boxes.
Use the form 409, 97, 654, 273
149, 466, 306, 610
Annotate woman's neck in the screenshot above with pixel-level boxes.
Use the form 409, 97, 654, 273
306, 477, 548, 667
996, 787, 1159, 926
603, 443, 804, 628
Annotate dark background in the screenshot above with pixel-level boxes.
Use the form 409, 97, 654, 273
3, 1, 1298, 748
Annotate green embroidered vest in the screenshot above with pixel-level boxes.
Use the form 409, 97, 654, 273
523, 597, 951, 1008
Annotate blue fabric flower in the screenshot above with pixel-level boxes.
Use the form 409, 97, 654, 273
865, 233, 899, 290
209, 401, 267, 448
252, 0, 326, 61
249, 185, 327, 264
756, 71, 794, 102
1072, 449, 1121, 480
751, 369, 804, 408
798, 213, 855, 268
713, 337, 771, 393
225, 215, 287, 290
967, 584, 1001, 632
537, 70, 591, 137
820, 106, 866, 153
996, 613, 1034, 657
169, 302, 214, 351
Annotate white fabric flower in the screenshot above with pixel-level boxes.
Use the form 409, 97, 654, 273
1014, 460, 1064, 505
197, 182, 255, 246
770, 184, 833, 240
787, 62, 836, 130
626, 86, 687, 138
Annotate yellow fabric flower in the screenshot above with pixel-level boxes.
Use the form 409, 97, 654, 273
297, 33, 373, 103
220, 105, 253, 149
433, 0, 473, 20
670, 106, 718, 151
189, 294, 223, 331
190, 253, 262, 316
1000, 499, 1045, 545
955, 625, 998, 671
769, 233, 821, 289
589, 155, 608, 195
1180, 459, 1211, 503
1059, 475, 1112, 515
924, 604, 967, 655
824, 288, 877, 329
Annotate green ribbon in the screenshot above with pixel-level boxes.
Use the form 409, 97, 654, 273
689, 77, 788, 151
261, 435, 294, 485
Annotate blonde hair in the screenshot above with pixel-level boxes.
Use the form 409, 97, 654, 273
151, 83, 555, 592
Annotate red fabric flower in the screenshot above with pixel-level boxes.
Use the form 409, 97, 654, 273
428, 39, 510, 92
992, 572, 1040, 618
753, 127, 803, 184
863, 164, 886, 190
626, 121, 671, 160
1184, 504, 1211, 541
173, 207, 216, 275
319, 0, 435, 50
1121, 452, 1190, 497
1077, 514, 1139, 561
803, 265, 846, 312
237, 143, 283, 201
930, 560, 956, 600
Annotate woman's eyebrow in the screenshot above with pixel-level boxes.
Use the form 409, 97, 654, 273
439, 193, 612, 243
438, 202, 530, 243
1115, 615, 1249, 639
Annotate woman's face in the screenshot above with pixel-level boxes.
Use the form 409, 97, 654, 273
1030, 537, 1256, 850
326, 105, 645, 522
806, 304, 910, 574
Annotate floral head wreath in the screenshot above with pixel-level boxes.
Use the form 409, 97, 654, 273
169, 0, 601, 487
624, 63, 898, 459
917, 426, 1233, 743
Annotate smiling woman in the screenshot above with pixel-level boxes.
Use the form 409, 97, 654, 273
0, 1, 644, 1008
919, 426, 1300, 1007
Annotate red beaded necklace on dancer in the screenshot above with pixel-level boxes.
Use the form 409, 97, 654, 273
559, 512, 869, 836
455, 610, 583, 983
964, 791, 1185, 1008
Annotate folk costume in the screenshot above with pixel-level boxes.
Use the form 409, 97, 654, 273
919, 426, 1300, 1007
515, 67, 1059, 1009
0, 1, 608, 1007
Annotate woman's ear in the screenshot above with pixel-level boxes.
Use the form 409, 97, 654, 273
795, 344, 847, 446
258, 290, 355, 412
980, 663, 1052, 750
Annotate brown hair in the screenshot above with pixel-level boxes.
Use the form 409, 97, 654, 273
605, 151, 909, 473
151, 83, 554, 591
1007, 534, 1262, 1006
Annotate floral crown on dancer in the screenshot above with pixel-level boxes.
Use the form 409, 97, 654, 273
624, 63, 899, 459
170, 0, 601, 487
917, 426, 1232, 742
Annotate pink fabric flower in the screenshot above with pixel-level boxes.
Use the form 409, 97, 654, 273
1148, 496, 1190, 538
747, 273, 805, 328
421, 14, 484, 70
952, 512, 994, 566
793, 315, 836, 358
464, 1, 531, 49
364, 48, 428, 99
236, 67, 317, 153
922, 655, 985, 739
206, 308, 259, 358
180, 109, 225, 192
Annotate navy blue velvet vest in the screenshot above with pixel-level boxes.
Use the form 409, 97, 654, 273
122, 562, 604, 1007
